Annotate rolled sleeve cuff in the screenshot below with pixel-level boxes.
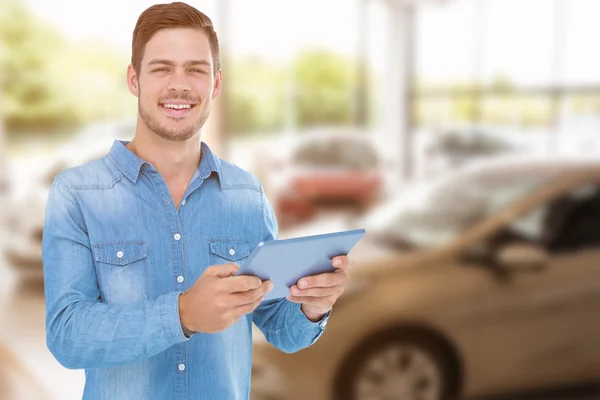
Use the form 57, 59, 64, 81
159, 291, 189, 344
290, 302, 330, 331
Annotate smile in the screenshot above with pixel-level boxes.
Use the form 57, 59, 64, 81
159, 102, 197, 117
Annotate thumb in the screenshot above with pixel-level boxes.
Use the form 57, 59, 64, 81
208, 263, 241, 278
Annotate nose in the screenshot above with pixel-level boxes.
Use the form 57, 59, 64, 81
167, 69, 191, 92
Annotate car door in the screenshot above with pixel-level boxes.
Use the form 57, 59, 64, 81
457, 180, 600, 393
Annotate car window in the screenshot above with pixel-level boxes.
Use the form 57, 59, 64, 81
544, 184, 600, 253
364, 171, 549, 249
494, 182, 600, 252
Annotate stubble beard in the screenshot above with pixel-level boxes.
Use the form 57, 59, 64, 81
138, 89, 211, 142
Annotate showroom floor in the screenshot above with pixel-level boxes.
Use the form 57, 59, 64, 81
0, 253, 598, 400
0, 258, 84, 400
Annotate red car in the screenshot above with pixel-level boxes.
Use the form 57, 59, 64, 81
270, 133, 384, 227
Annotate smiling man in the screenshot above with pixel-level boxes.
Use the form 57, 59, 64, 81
41, 2, 353, 400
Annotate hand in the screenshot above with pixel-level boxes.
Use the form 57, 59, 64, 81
287, 255, 353, 321
179, 263, 273, 334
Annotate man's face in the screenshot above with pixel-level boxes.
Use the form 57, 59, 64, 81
127, 28, 222, 142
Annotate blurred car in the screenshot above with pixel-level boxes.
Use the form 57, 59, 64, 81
268, 132, 386, 227
0, 124, 9, 253
0, 344, 51, 400
421, 126, 517, 177
251, 156, 600, 400
4, 119, 135, 279
0, 154, 9, 248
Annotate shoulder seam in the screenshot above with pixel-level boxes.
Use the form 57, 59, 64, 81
54, 175, 73, 195
221, 183, 261, 192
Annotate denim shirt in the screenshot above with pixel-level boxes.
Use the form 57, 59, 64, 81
42, 140, 329, 400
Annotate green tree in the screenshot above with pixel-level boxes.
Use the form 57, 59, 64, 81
0, 2, 78, 131
228, 56, 287, 135
0, 1, 132, 134
292, 50, 356, 129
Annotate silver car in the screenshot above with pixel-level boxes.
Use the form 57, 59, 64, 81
4, 119, 135, 279
251, 156, 600, 400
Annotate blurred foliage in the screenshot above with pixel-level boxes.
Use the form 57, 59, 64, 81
229, 50, 363, 135
568, 94, 600, 116
0, 0, 364, 138
228, 56, 287, 135
414, 78, 555, 128
1, 1, 600, 140
293, 50, 356, 129
482, 95, 552, 127
0, 2, 366, 138
0, 1, 132, 135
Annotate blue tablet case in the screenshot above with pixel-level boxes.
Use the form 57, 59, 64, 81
236, 229, 366, 301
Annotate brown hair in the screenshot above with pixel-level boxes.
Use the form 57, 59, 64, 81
131, 2, 220, 75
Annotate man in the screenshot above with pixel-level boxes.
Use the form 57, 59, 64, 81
42, 2, 353, 399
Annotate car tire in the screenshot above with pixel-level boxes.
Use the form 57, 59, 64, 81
334, 329, 461, 400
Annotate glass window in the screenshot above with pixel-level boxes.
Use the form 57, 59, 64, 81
363, 166, 552, 248
480, 95, 553, 128
563, 0, 600, 85
416, 0, 477, 89
481, 0, 555, 86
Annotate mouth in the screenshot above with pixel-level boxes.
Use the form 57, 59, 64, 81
159, 102, 198, 118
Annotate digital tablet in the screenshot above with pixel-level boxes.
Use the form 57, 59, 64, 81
236, 229, 366, 301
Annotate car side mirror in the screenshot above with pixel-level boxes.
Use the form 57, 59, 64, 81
495, 243, 549, 272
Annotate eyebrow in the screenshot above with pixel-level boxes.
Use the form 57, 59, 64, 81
147, 59, 212, 68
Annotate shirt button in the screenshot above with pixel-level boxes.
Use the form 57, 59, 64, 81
174, 233, 181, 241
116, 251, 124, 259
178, 363, 185, 372
229, 248, 236, 256
181, 199, 186, 206
177, 275, 184, 283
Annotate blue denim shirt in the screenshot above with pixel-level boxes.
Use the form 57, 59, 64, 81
42, 140, 328, 400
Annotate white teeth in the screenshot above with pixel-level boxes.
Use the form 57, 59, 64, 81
163, 104, 191, 110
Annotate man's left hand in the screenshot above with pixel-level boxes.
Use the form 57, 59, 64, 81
286, 255, 353, 322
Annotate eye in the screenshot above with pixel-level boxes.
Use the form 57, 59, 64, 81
152, 68, 169, 72
190, 69, 208, 74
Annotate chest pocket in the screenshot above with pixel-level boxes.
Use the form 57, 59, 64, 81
209, 240, 253, 267
93, 241, 148, 304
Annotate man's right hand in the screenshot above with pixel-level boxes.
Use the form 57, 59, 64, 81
178, 263, 273, 334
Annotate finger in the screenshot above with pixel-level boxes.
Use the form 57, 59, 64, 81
223, 275, 263, 293
289, 284, 344, 298
234, 294, 265, 316
297, 270, 349, 289
207, 263, 241, 278
231, 281, 272, 305
332, 255, 353, 270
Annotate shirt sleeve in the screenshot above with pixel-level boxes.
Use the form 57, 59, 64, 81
42, 177, 189, 369
251, 184, 330, 354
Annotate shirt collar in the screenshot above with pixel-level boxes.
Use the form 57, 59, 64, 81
108, 140, 222, 185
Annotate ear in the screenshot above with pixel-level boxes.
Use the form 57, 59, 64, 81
127, 64, 140, 97
211, 68, 223, 100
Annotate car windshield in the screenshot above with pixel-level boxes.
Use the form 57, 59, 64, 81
362, 167, 552, 248
291, 138, 378, 169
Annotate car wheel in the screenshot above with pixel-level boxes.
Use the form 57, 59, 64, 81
334, 330, 460, 400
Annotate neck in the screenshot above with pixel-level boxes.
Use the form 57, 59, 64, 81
126, 121, 202, 183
